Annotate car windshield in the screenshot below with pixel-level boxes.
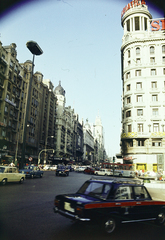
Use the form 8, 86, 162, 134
0, 167, 5, 173
77, 181, 111, 200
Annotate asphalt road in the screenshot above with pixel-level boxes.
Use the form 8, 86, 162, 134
0, 171, 165, 240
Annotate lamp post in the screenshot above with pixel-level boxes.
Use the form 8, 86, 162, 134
20, 41, 43, 169
44, 136, 55, 164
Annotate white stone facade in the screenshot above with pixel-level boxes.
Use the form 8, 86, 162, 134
120, 1, 165, 172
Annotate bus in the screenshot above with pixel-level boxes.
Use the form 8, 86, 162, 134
102, 162, 135, 178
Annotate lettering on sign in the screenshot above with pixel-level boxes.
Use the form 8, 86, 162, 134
121, 0, 146, 18
151, 19, 165, 31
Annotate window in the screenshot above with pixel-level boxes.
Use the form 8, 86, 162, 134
152, 95, 158, 102
150, 46, 155, 54
153, 123, 159, 132
126, 72, 131, 79
152, 108, 158, 116
127, 19, 130, 31
137, 95, 143, 102
135, 17, 140, 30
135, 70, 141, 76
134, 186, 150, 200
151, 81, 157, 88
152, 141, 162, 147
128, 49, 130, 58
164, 68, 165, 75
144, 17, 147, 30
128, 124, 132, 132
127, 96, 131, 104
151, 69, 156, 75
128, 60, 131, 66
126, 110, 131, 118
137, 140, 145, 146
127, 84, 131, 91
136, 58, 141, 64
136, 47, 140, 55
137, 124, 143, 132
150, 57, 155, 63
137, 109, 143, 116
162, 45, 165, 53
115, 186, 133, 200
136, 82, 142, 90
163, 56, 165, 63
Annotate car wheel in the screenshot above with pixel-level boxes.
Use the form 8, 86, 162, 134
1, 178, 7, 185
19, 178, 24, 184
155, 212, 165, 225
31, 174, 34, 179
103, 217, 117, 234
56, 172, 59, 176
119, 174, 122, 177
40, 173, 43, 178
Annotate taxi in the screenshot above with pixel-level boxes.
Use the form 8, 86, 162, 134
53, 178, 165, 234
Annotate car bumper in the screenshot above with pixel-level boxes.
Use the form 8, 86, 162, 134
53, 207, 91, 222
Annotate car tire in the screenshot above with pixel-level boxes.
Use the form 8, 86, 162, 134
1, 178, 7, 186
119, 174, 122, 177
40, 174, 43, 178
31, 174, 34, 179
102, 217, 117, 234
56, 172, 59, 176
19, 178, 24, 184
155, 212, 165, 225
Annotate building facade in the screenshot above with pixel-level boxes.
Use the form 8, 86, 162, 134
120, 1, 165, 173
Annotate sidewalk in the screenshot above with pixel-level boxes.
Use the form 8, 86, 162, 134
144, 181, 165, 189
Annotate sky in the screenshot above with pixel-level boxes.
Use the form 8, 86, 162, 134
0, 0, 164, 157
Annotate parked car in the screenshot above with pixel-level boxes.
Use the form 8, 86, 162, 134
94, 168, 112, 176
84, 167, 95, 174
0, 165, 25, 185
19, 165, 44, 178
56, 165, 69, 176
54, 178, 165, 234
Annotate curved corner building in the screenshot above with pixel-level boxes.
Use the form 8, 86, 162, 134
120, 1, 165, 172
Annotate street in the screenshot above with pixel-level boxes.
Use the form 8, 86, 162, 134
0, 171, 165, 240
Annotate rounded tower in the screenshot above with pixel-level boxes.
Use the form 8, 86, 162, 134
120, 1, 165, 173
54, 81, 66, 116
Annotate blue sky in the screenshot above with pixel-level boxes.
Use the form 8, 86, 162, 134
0, 0, 163, 157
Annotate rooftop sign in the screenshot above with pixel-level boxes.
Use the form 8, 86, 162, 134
121, 0, 146, 19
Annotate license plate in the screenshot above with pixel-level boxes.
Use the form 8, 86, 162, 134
64, 202, 75, 212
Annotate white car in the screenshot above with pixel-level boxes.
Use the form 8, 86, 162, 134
75, 166, 86, 172
0, 165, 26, 185
94, 169, 112, 176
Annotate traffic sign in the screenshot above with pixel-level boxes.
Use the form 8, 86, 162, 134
29, 157, 33, 161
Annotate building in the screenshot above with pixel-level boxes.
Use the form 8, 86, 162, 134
83, 119, 94, 164
0, 42, 57, 166
120, 0, 165, 173
92, 115, 105, 164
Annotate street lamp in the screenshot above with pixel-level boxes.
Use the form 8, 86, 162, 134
44, 136, 55, 164
20, 41, 43, 169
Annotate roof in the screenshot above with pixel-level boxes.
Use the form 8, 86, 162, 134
89, 177, 143, 186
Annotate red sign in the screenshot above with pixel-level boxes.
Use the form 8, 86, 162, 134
151, 19, 165, 31
121, 0, 146, 18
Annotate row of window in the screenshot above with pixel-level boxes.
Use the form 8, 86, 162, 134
125, 68, 165, 79
127, 57, 165, 67
126, 139, 162, 147
127, 123, 163, 133
126, 94, 162, 104
126, 80, 165, 91
126, 108, 163, 118
127, 45, 165, 58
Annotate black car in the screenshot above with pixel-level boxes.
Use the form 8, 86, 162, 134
54, 178, 165, 234
55, 164, 69, 176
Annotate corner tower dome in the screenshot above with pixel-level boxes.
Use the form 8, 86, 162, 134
54, 81, 65, 96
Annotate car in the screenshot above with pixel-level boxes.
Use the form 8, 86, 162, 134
54, 178, 165, 234
56, 164, 69, 176
140, 171, 162, 180
75, 166, 86, 172
19, 165, 44, 178
94, 168, 112, 176
0, 165, 25, 185
84, 167, 95, 174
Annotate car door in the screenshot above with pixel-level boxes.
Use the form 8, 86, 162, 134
6, 167, 15, 182
133, 186, 154, 220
